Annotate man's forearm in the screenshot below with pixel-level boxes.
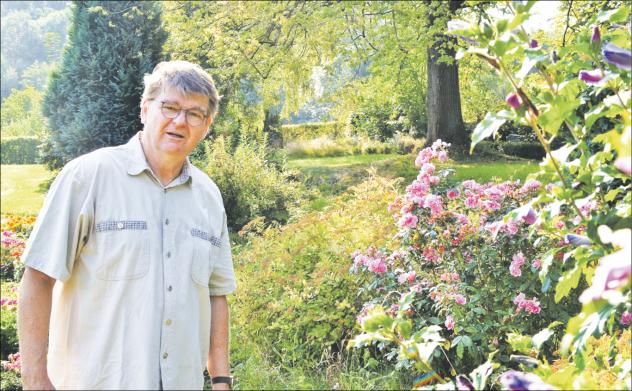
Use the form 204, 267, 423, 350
207, 296, 230, 378
18, 267, 56, 389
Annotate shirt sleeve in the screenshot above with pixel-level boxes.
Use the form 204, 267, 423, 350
21, 160, 93, 282
208, 212, 236, 296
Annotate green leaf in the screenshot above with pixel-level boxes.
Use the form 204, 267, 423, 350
538, 251, 556, 283
538, 96, 581, 136
470, 354, 497, 390
597, 6, 630, 23
532, 328, 555, 350
507, 332, 533, 354
470, 112, 507, 153
555, 263, 583, 303
550, 143, 578, 166
397, 319, 413, 340
416, 342, 440, 362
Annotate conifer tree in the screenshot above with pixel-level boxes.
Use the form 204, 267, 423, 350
43, 1, 166, 169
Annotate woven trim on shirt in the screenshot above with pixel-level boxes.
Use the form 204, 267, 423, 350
191, 228, 221, 247
96, 220, 148, 232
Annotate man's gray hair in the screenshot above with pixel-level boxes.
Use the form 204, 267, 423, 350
142, 60, 221, 118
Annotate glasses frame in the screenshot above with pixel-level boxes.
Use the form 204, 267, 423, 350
156, 100, 209, 127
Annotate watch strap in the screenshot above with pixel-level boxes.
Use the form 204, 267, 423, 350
212, 376, 234, 386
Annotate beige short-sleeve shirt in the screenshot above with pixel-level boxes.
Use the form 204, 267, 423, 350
22, 132, 236, 390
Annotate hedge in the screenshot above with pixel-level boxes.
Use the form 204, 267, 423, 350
1, 137, 41, 164
280, 122, 343, 143
501, 141, 546, 160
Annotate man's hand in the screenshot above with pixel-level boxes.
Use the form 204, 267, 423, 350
18, 267, 56, 390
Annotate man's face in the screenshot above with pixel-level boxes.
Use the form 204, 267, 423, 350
140, 87, 212, 162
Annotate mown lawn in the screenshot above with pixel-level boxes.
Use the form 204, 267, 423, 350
288, 154, 541, 198
1, 164, 54, 215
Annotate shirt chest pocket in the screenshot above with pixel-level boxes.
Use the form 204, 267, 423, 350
190, 228, 219, 287
94, 220, 150, 281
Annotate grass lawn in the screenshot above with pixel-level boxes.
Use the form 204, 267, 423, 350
288, 153, 541, 201
1, 164, 53, 215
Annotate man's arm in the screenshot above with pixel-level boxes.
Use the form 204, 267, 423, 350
18, 267, 56, 390
207, 295, 231, 390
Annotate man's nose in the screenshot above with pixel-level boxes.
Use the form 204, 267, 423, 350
172, 110, 188, 126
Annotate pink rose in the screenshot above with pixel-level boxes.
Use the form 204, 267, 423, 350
445, 315, 455, 330
398, 213, 418, 229
453, 294, 467, 305
621, 311, 631, 326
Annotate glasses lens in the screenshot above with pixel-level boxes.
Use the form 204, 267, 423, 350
161, 103, 180, 119
186, 111, 205, 127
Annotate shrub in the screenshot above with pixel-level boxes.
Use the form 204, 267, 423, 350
280, 122, 343, 143
501, 141, 545, 160
0, 137, 40, 164
284, 136, 394, 159
232, 175, 399, 366
349, 142, 580, 378
390, 133, 426, 155
200, 136, 302, 231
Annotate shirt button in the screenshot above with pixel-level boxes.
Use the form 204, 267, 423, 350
165, 218, 169, 225
163, 352, 168, 359
167, 285, 172, 292
165, 319, 172, 326
167, 252, 171, 258
117, 222, 124, 230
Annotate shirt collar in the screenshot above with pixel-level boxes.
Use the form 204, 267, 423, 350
126, 131, 193, 186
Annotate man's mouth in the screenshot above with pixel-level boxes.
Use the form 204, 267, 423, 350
166, 132, 185, 139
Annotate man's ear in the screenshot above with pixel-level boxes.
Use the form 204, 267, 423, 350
204, 117, 214, 138
140, 100, 149, 124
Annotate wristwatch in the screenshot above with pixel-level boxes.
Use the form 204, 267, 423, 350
211, 376, 234, 388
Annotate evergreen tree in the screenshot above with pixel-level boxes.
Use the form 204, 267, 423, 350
43, 1, 166, 169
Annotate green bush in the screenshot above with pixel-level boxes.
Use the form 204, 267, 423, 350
0, 369, 21, 391
280, 122, 343, 143
0, 137, 40, 164
390, 133, 426, 155
501, 141, 545, 160
199, 136, 302, 231
232, 175, 399, 366
285, 136, 398, 159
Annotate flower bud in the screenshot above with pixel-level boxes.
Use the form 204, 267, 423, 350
529, 39, 538, 48
506, 92, 522, 109
591, 25, 601, 43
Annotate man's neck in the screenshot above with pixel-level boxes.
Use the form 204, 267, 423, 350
139, 133, 186, 187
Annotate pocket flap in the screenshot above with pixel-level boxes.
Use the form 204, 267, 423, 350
191, 228, 221, 247
96, 220, 147, 232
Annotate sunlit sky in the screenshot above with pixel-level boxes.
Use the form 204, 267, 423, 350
525, 1, 562, 32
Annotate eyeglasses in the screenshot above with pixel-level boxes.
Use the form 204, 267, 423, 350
158, 100, 209, 127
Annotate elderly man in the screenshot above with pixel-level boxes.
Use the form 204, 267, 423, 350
18, 61, 236, 390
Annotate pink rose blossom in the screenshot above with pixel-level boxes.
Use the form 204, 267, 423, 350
453, 294, 467, 305
451, 272, 460, 281
532, 259, 541, 269
447, 189, 459, 199
398, 213, 419, 229
398, 270, 417, 284
445, 315, 455, 330
368, 258, 387, 273
621, 311, 631, 326
438, 151, 448, 163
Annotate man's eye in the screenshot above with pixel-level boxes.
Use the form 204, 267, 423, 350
188, 111, 205, 120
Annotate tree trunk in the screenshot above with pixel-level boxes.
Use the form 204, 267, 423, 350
426, 1, 466, 148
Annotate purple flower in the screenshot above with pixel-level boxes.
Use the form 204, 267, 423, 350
591, 25, 601, 43
456, 375, 474, 391
579, 69, 604, 84
529, 39, 538, 48
565, 234, 591, 246
522, 208, 537, 225
500, 371, 557, 390
602, 42, 632, 71
506, 93, 522, 109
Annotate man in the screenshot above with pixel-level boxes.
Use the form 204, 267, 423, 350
18, 61, 236, 390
